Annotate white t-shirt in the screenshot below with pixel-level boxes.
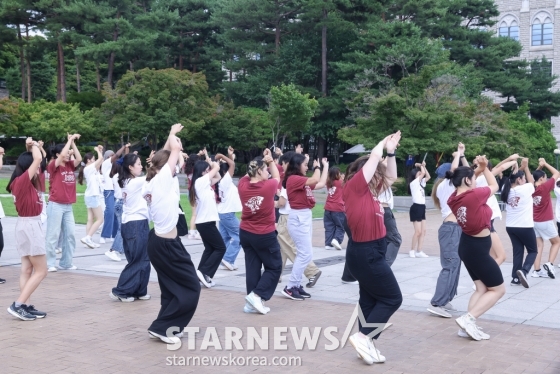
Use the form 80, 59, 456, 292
122, 176, 149, 223
436, 178, 455, 219
113, 173, 122, 200
279, 187, 291, 215
143, 166, 180, 234
476, 175, 501, 220
410, 178, 426, 204
84, 164, 102, 197
378, 188, 394, 210
195, 174, 219, 224
217, 173, 242, 214
506, 183, 535, 228
101, 159, 114, 191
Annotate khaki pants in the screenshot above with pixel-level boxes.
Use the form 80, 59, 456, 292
277, 214, 319, 279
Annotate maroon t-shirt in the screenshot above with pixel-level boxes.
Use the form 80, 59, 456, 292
448, 187, 492, 236
286, 175, 316, 209
533, 178, 555, 222
342, 170, 386, 242
12, 173, 43, 217
325, 179, 345, 212
47, 160, 76, 204
238, 176, 279, 234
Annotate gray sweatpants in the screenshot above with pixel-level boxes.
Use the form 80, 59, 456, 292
287, 208, 313, 288
384, 209, 402, 267
431, 221, 462, 307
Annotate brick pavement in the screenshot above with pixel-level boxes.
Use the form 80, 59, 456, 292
2, 265, 560, 374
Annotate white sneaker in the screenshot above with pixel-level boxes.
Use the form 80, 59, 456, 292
58, 265, 77, 270
245, 292, 268, 314
196, 270, 212, 288
409, 250, 416, 258
325, 246, 335, 250
148, 330, 181, 345
542, 262, 556, 279
187, 233, 196, 240
415, 251, 429, 258
109, 238, 114, 242
91, 242, 100, 248
55, 248, 62, 254
331, 239, 343, 250
455, 314, 481, 341
99, 237, 106, 244
137, 294, 151, 300
110, 291, 135, 302
221, 259, 235, 271
81, 236, 95, 249
427, 305, 452, 318
105, 251, 122, 262
531, 269, 548, 278
342, 279, 359, 284
194, 232, 202, 240
243, 302, 259, 314
349, 332, 384, 364
47, 267, 57, 272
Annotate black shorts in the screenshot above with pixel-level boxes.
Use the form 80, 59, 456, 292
458, 233, 503, 287
409, 203, 426, 222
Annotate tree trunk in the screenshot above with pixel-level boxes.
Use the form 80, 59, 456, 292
96, 61, 101, 91
275, 21, 281, 54
129, 60, 134, 71
107, 12, 120, 88
179, 54, 183, 70
76, 57, 81, 93
17, 26, 25, 100
57, 42, 66, 102
316, 9, 328, 160
25, 23, 31, 103
179, 38, 184, 70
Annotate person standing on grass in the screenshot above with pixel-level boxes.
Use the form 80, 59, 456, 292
344, 131, 402, 364
6, 138, 48, 321
324, 166, 346, 251
531, 158, 560, 279
281, 154, 328, 301
215, 147, 242, 271
110, 152, 151, 301
501, 158, 537, 288
190, 155, 226, 288
100, 144, 129, 244
45, 134, 82, 272
143, 124, 200, 345
77, 145, 104, 249
238, 150, 282, 314
447, 156, 505, 341
409, 161, 430, 258
0, 145, 5, 285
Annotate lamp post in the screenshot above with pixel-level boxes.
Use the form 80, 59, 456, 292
554, 149, 560, 169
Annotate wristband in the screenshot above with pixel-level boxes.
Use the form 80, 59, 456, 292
386, 152, 395, 157
460, 155, 465, 159
313, 166, 320, 171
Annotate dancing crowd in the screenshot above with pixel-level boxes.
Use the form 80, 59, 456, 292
2, 126, 559, 365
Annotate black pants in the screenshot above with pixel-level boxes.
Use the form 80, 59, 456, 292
196, 221, 227, 278
459, 233, 503, 287
147, 230, 201, 336
240, 229, 282, 301
0, 220, 3, 257
341, 216, 357, 282
383, 209, 402, 267
347, 238, 403, 339
113, 219, 151, 298
506, 227, 538, 278
177, 204, 189, 237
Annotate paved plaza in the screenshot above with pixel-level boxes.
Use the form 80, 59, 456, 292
2, 210, 560, 373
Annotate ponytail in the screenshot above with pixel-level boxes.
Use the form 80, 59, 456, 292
145, 150, 170, 182
533, 170, 546, 183
431, 178, 445, 211
500, 170, 524, 203
77, 152, 94, 185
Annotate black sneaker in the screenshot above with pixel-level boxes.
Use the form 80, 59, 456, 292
298, 286, 311, 298
511, 277, 521, 286
25, 305, 47, 319
7, 302, 36, 321
306, 270, 322, 288
281, 286, 305, 301
0, 278, 5, 284
516, 270, 529, 288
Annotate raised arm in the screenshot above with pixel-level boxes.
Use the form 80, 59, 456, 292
56, 134, 75, 168
26, 138, 42, 180
521, 158, 533, 184
94, 145, 104, 170
477, 155, 499, 195
384, 142, 398, 187
539, 157, 560, 180
263, 150, 280, 183
494, 153, 519, 171
71, 134, 82, 168
166, 124, 183, 173
314, 158, 330, 189
421, 161, 430, 183
207, 161, 221, 185
111, 143, 128, 163
492, 160, 518, 176
364, 131, 401, 184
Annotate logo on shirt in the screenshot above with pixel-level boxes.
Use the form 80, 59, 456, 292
328, 187, 337, 197
508, 197, 520, 208
245, 196, 264, 214
144, 194, 152, 206
533, 196, 542, 206
456, 207, 467, 225
305, 186, 316, 202
62, 170, 75, 183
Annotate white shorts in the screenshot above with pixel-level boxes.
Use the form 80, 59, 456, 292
534, 220, 558, 240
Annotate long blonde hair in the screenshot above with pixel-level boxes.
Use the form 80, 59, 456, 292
344, 155, 389, 197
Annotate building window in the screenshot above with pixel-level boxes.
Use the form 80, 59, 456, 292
531, 60, 553, 76
499, 25, 519, 40
532, 21, 553, 46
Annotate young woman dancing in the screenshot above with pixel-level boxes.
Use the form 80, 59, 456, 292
105, 154, 128, 262
238, 149, 282, 314
215, 147, 242, 271
77, 145, 104, 249
282, 155, 328, 301
110, 151, 151, 301
323, 166, 345, 250
143, 124, 201, 344
189, 155, 226, 288
186, 153, 202, 240
345, 131, 402, 364
6, 138, 48, 320
409, 161, 430, 258
378, 157, 402, 267
100, 144, 128, 243
45, 134, 82, 272
501, 158, 537, 288
447, 156, 505, 341
531, 158, 560, 279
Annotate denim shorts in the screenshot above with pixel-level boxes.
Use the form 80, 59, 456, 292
85, 195, 102, 209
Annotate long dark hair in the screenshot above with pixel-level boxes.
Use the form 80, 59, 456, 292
445, 166, 474, 188
344, 155, 389, 198
327, 166, 341, 189
533, 170, 546, 183
214, 162, 230, 203
77, 152, 95, 185
282, 153, 306, 188
117, 153, 140, 188
7, 152, 41, 193
189, 160, 210, 206
500, 171, 525, 203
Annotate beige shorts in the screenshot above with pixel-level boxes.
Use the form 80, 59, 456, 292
15, 216, 46, 257
534, 220, 558, 240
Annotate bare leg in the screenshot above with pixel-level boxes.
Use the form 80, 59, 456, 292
467, 281, 488, 311
86, 208, 93, 236
17, 255, 47, 304
468, 281, 505, 318
534, 237, 544, 270
417, 220, 426, 252
190, 203, 197, 231
411, 221, 422, 251
548, 236, 560, 263
489, 232, 506, 265
87, 206, 104, 237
